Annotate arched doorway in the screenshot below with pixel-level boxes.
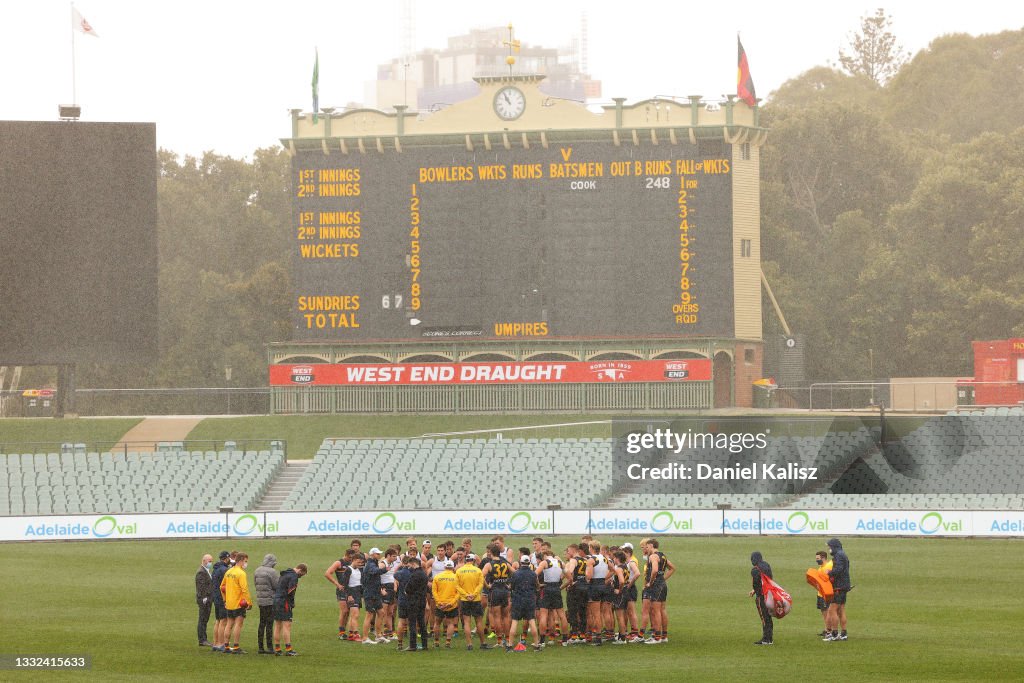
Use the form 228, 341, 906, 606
713, 351, 733, 408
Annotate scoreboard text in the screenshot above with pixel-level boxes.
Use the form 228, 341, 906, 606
291, 140, 734, 341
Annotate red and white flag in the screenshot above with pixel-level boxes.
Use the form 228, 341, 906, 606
72, 7, 99, 37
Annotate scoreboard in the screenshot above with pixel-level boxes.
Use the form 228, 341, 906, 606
0, 121, 158, 365
291, 139, 734, 342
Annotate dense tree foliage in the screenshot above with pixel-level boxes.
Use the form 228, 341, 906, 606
762, 27, 1024, 380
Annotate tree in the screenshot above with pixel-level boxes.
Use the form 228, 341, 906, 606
837, 8, 910, 85
884, 129, 1024, 374
885, 30, 1024, 142
767, 66, 881, 111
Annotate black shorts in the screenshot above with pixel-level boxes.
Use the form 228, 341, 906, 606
832, 589, 848, 606
273, 602, 293, 622
336, 588, 346, 602
381, 584, 396, 605
627, 584, 639, 603
347, 586, 363, 609
610, 590, 629, 611
645, 580, 668, 603
460, 601, 484, 618
489, 587, 510, 608
588, 581, 611, 603
509, 602, 536, 622
540, 585, 564, 610
364, 587, 383, 612
214, 603, 228, 620
397, 602, 411, 620
817, 596, 829, 611
511, 601, 536, 622
437, 606, 460, 620
226, 607, 247, 619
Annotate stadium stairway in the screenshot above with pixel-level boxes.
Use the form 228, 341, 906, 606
253, 460, 311, 511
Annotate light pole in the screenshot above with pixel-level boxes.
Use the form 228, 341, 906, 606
868, 349, 875, 407
225, 366, 232, 415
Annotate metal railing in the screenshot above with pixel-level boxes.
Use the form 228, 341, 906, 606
73, 388, 271, 417
0, 439, 286, 457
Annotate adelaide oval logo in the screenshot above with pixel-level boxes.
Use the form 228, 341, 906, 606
373, 512, 398, 534
508, 511, 532, 534
920, 511, 943, 535
650, 511, 675, 533
93, 515, 118, 538
233, 514, 259, 536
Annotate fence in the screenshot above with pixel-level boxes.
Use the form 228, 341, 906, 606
807, 381, 1022, 412
1, 388, 273, 417
0, 439, 286, 457
270, 381, 713, 414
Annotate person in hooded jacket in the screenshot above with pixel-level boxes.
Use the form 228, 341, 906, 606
254, 553, 280, 654
273, 563, 308, 656
824, 538, 851, 641
748, 551, 773, 645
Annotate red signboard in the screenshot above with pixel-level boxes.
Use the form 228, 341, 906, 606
269, 359, 712, 386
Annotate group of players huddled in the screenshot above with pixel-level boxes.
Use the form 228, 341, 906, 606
324, 535, 675, 652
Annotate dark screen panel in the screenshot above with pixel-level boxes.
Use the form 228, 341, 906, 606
0, 121, 158, 364
291, 140, 733, 341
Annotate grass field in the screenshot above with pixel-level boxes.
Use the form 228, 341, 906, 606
183, 414, 612, 458
0, 417, 142, 452
4, 535, 1023, 681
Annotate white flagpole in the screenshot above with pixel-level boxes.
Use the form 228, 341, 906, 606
71, 2, 77, 105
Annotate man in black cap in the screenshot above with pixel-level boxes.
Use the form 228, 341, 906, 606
748, 551, 773, 645
403, 557, 429, 651
210, 551, 233, 652
824, 538, 851, 641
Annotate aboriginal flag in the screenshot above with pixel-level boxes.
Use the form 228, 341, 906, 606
737, 36, 756, 106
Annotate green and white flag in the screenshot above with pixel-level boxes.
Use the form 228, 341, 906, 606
312, 48, 319, 123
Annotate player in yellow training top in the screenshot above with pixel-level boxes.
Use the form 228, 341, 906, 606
431, 560, 460, 648
220, 552, 252, 654
455, 553, 491, 650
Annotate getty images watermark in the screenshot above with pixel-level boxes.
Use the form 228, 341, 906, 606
610, 419, 820, 495
622, 428, 818, 482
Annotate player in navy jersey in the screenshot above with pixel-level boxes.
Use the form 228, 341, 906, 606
642, 538, 675, 644
483, 543, 514, 648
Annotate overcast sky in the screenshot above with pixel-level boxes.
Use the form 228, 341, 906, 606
3, 1, 1022, 158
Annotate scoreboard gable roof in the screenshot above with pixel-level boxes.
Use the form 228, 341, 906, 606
283, 75, 766, 154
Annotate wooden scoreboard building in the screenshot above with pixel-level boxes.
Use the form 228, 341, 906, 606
270, 75, 766, 413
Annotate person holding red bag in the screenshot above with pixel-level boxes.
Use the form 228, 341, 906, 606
748, 551, 773, 646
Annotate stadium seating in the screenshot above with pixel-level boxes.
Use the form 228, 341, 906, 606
0, 446, 284, 515
3, 416, 1021, 515
282, 437, 616, 511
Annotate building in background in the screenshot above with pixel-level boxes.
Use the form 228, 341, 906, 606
368, 25, 601, 112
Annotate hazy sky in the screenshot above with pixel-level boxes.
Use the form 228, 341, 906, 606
3, 1, 1022, 158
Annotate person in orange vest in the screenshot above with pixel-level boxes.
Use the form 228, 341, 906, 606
814, 550, 834, 637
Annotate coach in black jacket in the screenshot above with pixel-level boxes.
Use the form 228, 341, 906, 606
403, 558, 429, 651
195, 554, 214, 646
748, 551, 773, 645
825, 538, 851, 641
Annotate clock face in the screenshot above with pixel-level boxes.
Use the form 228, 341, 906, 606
493, 86, 526, 120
